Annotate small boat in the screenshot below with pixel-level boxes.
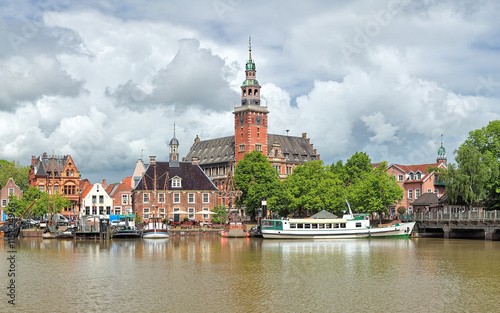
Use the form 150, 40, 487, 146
42, 226, 58, 239
56, 227, 75, 239
112, 226, 142, 239
261, 207, 415, 239
221, 217, 249, 238
142, 217, 170, 239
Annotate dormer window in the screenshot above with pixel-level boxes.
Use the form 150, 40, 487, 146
172, 177, 182, 188
409, 172, 414, 180
416, 172, 422, 180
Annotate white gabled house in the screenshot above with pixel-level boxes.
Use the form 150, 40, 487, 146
80, 183, 113, 218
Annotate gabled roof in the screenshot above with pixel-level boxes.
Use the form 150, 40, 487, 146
32, 154, 76, 177
184, 133, 318, 165
134, 162, 217, 191
107, 181, 132, 197
410, 193, 439, 206
81, 185, 93, 198
310, 209, 338, 219
185, 135, 235, 165
267, 134, 318, 163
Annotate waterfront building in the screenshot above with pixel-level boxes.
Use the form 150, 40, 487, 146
387, 141, 447, 214
133, 133, 218, 222
80, 182, 113, 217
0, 177, 23, 220
29, 152, 80, 218
184, 40, 319, 189
106, 177, 133, 216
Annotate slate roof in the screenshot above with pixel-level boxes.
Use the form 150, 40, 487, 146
134, 162, 217, 191
311, 209, 338, 219
185, 136, 235, 165
268, 134, 318, 163
410, 193, 439, 206
32, 154, 71, 177
185, 134, 317, 165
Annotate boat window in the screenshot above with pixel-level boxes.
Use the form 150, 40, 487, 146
318, 224, 325, 229
276, 221, 282, 229
290, 223, 296, 229
297, 223, 303, 229
356, 222, 362, 228
340, 223, 346, 228
262, 221, 275, 229
325, 224, 332, 229
304, 224, 311, 229
311, 224, 318, 229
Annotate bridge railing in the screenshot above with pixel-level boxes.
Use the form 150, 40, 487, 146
410, 210, 500, 222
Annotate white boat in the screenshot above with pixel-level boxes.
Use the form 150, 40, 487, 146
261, 209, 415, 239
142, 217, 170, 239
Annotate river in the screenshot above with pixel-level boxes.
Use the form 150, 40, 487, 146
2, 237, 500, 312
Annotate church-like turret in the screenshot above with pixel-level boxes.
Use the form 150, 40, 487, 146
437, 135, 447, 165
169, 125, 180, 167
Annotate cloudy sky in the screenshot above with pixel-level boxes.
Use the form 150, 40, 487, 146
1, 0, 499, 183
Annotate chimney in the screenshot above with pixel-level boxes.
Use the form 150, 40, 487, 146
102, 179, 107, 189
149, 156, 156, 165
192, 157, 198, 165
302, 133, 307, 138
31, 156, 37, 165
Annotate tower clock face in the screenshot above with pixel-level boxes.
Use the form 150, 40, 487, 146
256, 116, 261, 125
239, 116, 244, 125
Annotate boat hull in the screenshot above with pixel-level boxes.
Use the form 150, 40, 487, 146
262, 222, 416, 239
142, 229, 170, 238
112, 230, 141, 239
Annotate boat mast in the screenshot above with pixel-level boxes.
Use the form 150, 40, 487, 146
52, 153, 55, 226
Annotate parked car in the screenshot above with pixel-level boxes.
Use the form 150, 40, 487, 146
42, 214, 70, 226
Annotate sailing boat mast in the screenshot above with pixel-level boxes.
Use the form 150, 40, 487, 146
52, 153, 56, 226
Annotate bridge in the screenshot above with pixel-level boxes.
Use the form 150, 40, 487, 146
407, 211, 500, 240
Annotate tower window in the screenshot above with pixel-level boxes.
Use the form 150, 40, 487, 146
243, 90, 246, 97
248, 89, 252, 96
255, 89, 258, 96
241, 127, 243, 139
239, 144, 245, 152
255, 143, 262, 151
257, 127, 260, 139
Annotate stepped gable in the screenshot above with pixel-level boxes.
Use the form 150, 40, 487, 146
185, 136, 235, 165
267, 134, 318, 163
135, 162, 217, 191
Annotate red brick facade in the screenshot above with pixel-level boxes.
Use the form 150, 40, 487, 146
29, 153, 80, 218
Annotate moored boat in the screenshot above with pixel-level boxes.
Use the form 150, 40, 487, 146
221, 217, 249, 238
142, 217, 170, 239
112, 226, 142, 239
261, 209, 415, 239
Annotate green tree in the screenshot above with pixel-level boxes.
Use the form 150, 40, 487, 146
280, 160, 345, 216
461, 120, 500, 209
10, 186, 71, 218
435, 145, 494, 208
349, 161, 404, 221
211, 204, 228, 224
331, 152, 372, 186
234, 151, 280, 220
0, 160, 30, 191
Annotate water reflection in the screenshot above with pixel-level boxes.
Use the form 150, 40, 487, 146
1, 238, 500, 313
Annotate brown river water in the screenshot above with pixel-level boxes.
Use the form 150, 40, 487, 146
2, 237, 500, 312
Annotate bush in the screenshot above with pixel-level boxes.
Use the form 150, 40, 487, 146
397, 206, 406, 215
183, 216, 189, 222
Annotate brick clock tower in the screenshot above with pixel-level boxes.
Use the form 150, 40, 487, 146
234, 38, 269, 162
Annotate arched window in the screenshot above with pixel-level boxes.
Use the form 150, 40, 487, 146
255, 89, 258, 96
248, 89, 252, 96
243, 90, 246, 97
275, 150, 279, 158
66, 170, 69, 176
71, 170, 74, 177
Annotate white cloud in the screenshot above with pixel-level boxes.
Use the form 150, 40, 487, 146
0, 0, 499, 183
